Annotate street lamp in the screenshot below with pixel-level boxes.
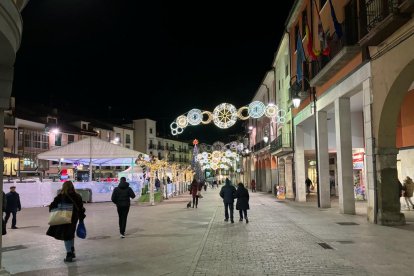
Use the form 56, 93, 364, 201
263, 135, 269, 143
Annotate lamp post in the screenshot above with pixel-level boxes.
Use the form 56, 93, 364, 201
289, 76, 320, 208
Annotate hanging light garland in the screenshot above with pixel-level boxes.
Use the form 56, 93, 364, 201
170, 101, 286, 135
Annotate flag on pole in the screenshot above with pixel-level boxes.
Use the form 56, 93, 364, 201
296, 29, 305, 83
329, 0, 343, 39
314, 0, 330, 56
305, 19, 319, 61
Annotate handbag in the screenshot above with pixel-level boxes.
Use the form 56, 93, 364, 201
48, 202, 73, 226
76, 221, 87, 239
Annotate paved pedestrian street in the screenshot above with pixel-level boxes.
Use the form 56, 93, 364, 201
2, 188, 414, 275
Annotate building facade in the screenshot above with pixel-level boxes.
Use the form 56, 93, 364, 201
287, 0, 414, 225
271, 33, 295, 199
131, 118, 192, 164
247, 71, 278, 193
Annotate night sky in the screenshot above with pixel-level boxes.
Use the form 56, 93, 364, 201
12, 1, 293, 144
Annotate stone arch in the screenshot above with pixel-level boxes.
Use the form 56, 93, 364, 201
377, 59, 414, 148
371, 35, 414, 225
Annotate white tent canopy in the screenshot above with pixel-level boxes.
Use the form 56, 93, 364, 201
37, 137, 144, 166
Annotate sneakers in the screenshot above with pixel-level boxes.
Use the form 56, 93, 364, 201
245, 218, 249, 224
11, 226, 18, 229
231, 220, 234, 223
224, 218, 229, 222
239, 218, 243, 221
120, 234, 125, 238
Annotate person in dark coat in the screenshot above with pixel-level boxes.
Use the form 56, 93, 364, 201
235, 183, 250, 223
2, 192, 7, 236
46, 181, 86, 262
189, 179, 201, 208
251, 179, 256, 192
111, 177, 136, 238
305, 178, 312, 195
5, 186, 21, 229
220, 178, 236, 223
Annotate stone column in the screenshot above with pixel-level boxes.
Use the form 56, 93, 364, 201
362, 79, 376, 223
376, 147, 405, 225
295, 125, 306, 202
316, 111, 331, 208
285, 157, 294, 199
0, 65, 14, 272
335, 98, 356, 214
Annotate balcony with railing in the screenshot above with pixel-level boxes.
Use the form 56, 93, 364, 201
270, 133, 293, 156
251, 140, 267, 153
148, 144, 156, 150
359, 0, 411, 46
157, 145, 164, 150
310, 4, 361, 87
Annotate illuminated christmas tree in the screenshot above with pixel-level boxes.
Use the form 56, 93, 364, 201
191, 139, 204, 183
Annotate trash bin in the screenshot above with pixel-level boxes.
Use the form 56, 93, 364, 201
57, 188, 92, 203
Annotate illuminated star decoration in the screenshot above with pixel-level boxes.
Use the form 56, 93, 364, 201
170, 101, 286, 135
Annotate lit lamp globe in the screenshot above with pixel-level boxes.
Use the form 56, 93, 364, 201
263, 136, 269, 143
292, 97, 301, 108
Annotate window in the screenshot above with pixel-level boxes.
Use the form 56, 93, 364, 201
55, 133, 62, 146
158, 152, 162, 160
68, 135, 74, 144
294, 25, 299, 50
116, 133, 121, 143
149, 128, 153, 134
285, 56, 289, 77
82, 123, 87, 130
24, 133, 30, 147
166, 143, 169, 149
126, 134, 131, 144
302, 9, 307, 35
42, 134, 49, 149
47, 117, 57, 124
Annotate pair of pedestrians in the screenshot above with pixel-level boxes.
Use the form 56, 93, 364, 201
219, 178, 250, 223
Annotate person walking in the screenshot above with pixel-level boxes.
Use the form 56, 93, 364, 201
403, 176, 414, 210
235, 183, 250, 223
189, 179, 201, 208
46, 181, 86, 262
111, 177, 136, 238
305, 178, 312, 195
5, 186, 21, 229
220, 178, 236, 223
2, 192, 7, 236
251, 179, 256, 193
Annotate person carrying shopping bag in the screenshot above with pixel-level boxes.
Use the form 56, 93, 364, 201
46, 181, 86, 262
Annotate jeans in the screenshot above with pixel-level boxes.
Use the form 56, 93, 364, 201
4, 211, 17, 227
192, 196, 198, 207
239, 209, 247, 219
404, 197, 414, 208
117, 205, 130, 235
64, 239, 74, 253
224, 202, 234, 220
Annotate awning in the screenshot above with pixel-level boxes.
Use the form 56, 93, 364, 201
37, 137, 145, 166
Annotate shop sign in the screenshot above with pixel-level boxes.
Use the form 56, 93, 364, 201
353, 152, 364, 170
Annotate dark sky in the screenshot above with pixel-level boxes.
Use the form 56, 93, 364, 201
12, 0, 293, 144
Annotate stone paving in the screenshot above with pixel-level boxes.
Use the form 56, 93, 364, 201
2, 187, 414, 275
